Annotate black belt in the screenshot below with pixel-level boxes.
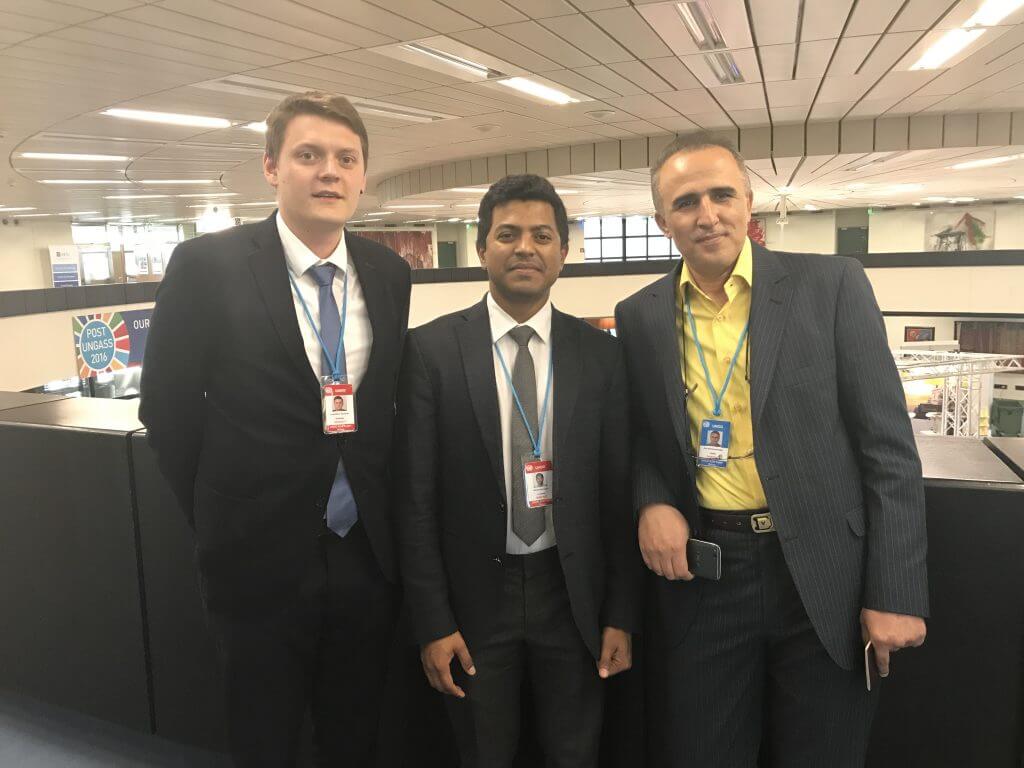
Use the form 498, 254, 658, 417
700, 507, 775, 534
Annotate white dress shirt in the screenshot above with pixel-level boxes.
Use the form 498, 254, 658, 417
277, 213, 373, 390
487, 293, 556, 554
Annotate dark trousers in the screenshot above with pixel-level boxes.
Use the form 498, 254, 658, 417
208, 522, 401, 768
445, 547, 604, 768
649, 528, 878, 768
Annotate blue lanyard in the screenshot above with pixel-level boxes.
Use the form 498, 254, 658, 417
494, 336, 554, 459
684, 289, 748, 418
287, 266, 349, 381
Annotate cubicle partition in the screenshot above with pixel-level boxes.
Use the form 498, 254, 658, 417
1, 396, 1023, 766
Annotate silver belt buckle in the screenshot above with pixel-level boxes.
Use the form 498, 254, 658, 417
750, 512, 775, 533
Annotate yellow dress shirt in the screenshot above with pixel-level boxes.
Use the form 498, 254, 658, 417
676, 237, 768, 511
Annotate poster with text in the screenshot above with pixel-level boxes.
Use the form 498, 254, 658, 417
73, 309, 153, 378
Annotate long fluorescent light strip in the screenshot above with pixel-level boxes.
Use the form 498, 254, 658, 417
105, 194, 170, 199
0, 206, 36, 212
911, 27, 986, 70
496, 78, 578, 105
676, 2, 726, 50
138, 179, 218, 184
951, 153, 1024, 170
102, 108, 232, 129
401, 43, 496, 79
41, 179, 130, 184
20, 152, 130, 162
966, 0, 1024, 27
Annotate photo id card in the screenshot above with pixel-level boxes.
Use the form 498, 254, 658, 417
321, 380, 356, 434
697, 419, 731, 468
524, 459, 554, 508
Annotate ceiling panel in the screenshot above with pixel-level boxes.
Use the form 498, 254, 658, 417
0, 0, 101, 24
827, 35, 878, 76
766, 78, 819, 107
290, 0, 434, 40
769, 105, 810, 123
657, 88, 726, 115
891, 0, 958, 33
644, 56, 703, 90
0, 29, 33, 45
602, 93, 679, 119
117, 5, 322, 59
846, 95, 902, 118
431, 0, 525, 26
608, 119, 664, 135
815, 73, 876, 104
749, 0, 800, 46
710, 82, 767, 110
61, 0, 148, 9
795, 38, 838, 79
539, 13, 635, 64
867, 69, 938, 100
492, 20, 597, 68
155, 0, 375, 51
637, 0, 753, 56
566, 0, 628, 10
512, 0, 576, 19
759, 44, 796, 81
809, 99, 855, 119
732, 107, 771, 126
574, 64, 646, 95
586, 6, 673, 59
682, 48, 761, 87
0, 10, 64, 33
212, 0, 402, 46
306, 55, 453, 90
883, 93, 946, 115
362, 0, 479, 32
83, 16, 285, 66
448, 27, 562, 72
846, 0, 903, 37
858, 31, 922, 78
607, 60, 674, 92
801, 0, 855, 41
543, 69, 620, 100
646, 114, 701, 133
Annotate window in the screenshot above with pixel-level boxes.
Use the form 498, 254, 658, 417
583, 215, 679, 262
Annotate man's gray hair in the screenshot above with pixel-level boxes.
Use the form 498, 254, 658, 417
650, 133, 751, 213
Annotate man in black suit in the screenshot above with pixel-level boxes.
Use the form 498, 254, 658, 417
615, 135, 928, 767
140, 91, 410, 766
395, 175, 642, 767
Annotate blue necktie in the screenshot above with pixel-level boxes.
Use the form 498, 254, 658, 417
308, 263, 358, 537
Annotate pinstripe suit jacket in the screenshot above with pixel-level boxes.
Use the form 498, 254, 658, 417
614, 243, 929, 670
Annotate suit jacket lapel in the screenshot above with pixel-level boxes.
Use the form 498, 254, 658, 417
749, 243, 793, 426
248, 215, 320, 394
551, 308, 581, 471
645, 261, 692, 458
456, 298, 506, 499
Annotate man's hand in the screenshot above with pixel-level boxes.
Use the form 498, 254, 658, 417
597, 627, 632, 679
638, 503, 693, 580
861, 608, 927, 678
421, 631, 475, 698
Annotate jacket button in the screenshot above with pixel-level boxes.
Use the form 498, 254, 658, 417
498, 502, 506, 511
492, 556, 503, 566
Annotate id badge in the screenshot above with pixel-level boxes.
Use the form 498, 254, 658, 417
697, 419, 730, 468
524, 459, 554, 508
321, 378, 356, 434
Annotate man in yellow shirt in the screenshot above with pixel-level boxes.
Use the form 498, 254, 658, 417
615, 135, 928, 767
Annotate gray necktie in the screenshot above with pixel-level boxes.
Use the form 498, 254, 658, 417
508, 325, 545, 546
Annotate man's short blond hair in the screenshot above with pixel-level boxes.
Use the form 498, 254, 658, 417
264, 91, 369, 167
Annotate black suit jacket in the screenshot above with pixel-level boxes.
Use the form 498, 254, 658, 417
395, 299, 643, 659
615, 244, 929, 670
140, 214, 411, 617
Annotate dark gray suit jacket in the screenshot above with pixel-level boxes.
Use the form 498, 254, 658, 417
395, 299, 643, 659
614, 243, 929, 670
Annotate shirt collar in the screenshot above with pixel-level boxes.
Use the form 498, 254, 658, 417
277, 211, 348, 279
486, 292, 553, 346
679, 236, 753, 302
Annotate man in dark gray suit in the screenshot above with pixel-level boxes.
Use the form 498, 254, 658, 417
615, 134, 928, 767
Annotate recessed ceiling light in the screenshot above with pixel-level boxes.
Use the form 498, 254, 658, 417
474, 123, 501, 133
450, 187, 486, 193
138, 179, 219, 184
803, 204, 820, 211
703, 50, 744, 84
102, 108, 232, 129
496, 77, 578, 105
177, 192, 239, 198
455, 203, 480, 208
585, 109, 617, 120
676, 1, 726, 50
386, 204, 445, 210
554, 189, 579, 195
911, 28, 986, 70
923, 197, 948, 202
234, 201, 277, 207
365, 212, 393, 217
0, 206, 36, 212
965, 0, 1024, 27
105, 194, 170, 200
19, 152, 130, 162
14, 210, 99, 217
244, 122, 267, 132
948, 196, 978, 203
40, 179, 130, 184
1015, 195, 1024, 200
950, 153, 1024, 170
447, 217, 461, 222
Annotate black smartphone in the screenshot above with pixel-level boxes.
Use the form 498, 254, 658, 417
686, 538, 722, 581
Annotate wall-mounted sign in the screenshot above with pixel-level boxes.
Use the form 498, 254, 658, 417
73, 309, 152, 378
48, 244, 81, 288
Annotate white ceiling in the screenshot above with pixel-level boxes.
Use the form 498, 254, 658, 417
4, 0, 1024, 225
